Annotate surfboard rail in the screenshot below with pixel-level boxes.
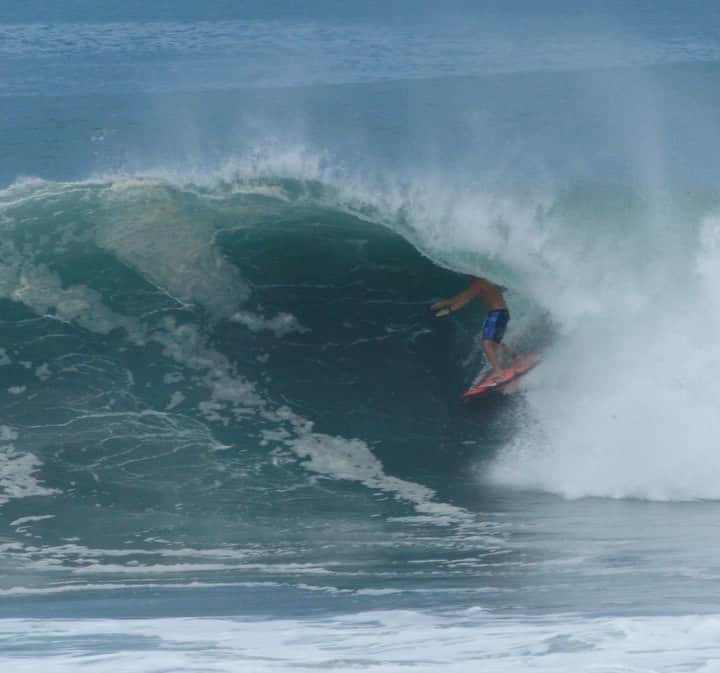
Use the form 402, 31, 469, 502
463, 353, 541, 398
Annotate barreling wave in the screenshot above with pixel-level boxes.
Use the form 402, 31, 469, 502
1, 150, 720, 507
0, 169, 499, 536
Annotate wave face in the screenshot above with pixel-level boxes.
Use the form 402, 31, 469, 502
0, 179, 432, 454
0, 173, 504, 536
2, 148, 720, 522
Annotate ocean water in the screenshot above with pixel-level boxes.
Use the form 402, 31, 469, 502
3, 2, 720, 671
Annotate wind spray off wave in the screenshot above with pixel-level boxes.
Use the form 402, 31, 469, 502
488, 193, 720, 500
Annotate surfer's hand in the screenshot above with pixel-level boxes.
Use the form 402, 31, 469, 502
434, 307, 451, 317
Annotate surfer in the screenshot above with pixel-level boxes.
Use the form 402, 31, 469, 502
432, 275, 516, 378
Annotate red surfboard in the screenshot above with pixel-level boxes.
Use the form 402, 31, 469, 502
463, 353, 542, 398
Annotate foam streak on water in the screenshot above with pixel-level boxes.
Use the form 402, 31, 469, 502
3, 611, 720, 672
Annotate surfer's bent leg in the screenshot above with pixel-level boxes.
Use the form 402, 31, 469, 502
481, 309, 510, 376
482, 339, 504, 376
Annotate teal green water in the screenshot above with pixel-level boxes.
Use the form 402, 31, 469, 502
4, 3, 720, 670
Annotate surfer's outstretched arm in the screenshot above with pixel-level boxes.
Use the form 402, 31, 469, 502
431, 278, 483, 317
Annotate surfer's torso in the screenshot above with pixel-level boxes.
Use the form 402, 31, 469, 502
465, 276, 507, 311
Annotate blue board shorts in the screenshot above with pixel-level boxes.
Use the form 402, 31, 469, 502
482, 309, 510, 343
